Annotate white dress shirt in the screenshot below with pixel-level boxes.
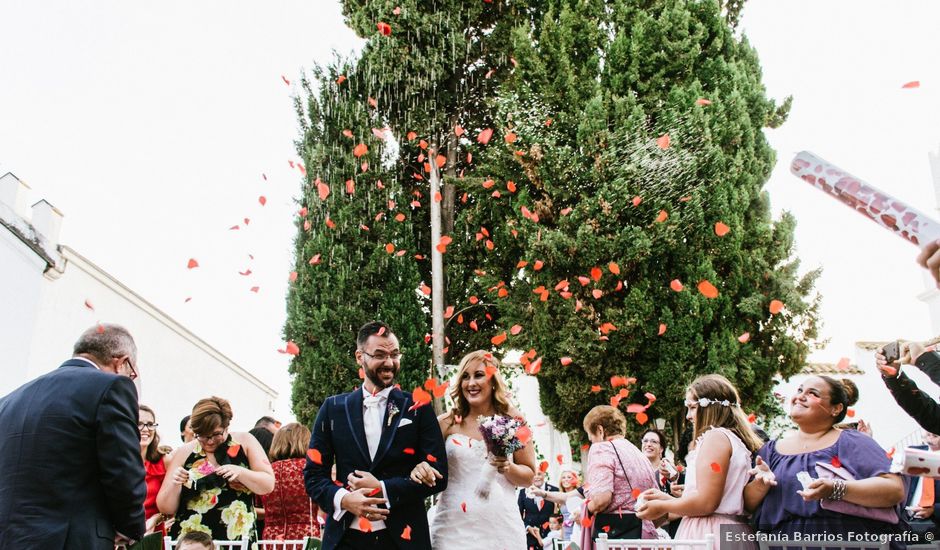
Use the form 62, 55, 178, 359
333, 386, 393, 532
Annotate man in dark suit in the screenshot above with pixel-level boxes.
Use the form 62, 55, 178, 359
0, 323, 146, 549
519, 471, 558, 550
903, 432, 940, 543
304, 321, 448, 550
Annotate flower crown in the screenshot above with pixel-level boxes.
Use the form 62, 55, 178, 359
687, 397, 740, 408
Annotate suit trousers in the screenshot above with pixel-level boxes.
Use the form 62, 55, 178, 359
336, 528, 394, 550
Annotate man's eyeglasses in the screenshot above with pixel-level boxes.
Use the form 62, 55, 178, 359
361, 350, 404, 363
196, 430, 226, 442
138, 422, 159, 431
118, 356, 138, 380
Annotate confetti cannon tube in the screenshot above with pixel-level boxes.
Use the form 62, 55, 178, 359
790, 151, 940, 247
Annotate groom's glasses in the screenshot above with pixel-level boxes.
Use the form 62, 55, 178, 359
361, 350, 404, 363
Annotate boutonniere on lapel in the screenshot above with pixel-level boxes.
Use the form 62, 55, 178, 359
386, 402, 400, 427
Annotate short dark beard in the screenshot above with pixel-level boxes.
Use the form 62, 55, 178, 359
364, 364, 397, 390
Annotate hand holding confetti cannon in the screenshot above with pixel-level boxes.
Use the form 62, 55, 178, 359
790, 151, 940, 285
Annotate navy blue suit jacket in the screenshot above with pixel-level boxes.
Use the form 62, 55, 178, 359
304, 387, 447, 550
0, 359, 146, 549
519, 483, 559, 548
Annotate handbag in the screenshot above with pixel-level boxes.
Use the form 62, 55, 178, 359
815, 460, 899, 524
591, 441, 644, 539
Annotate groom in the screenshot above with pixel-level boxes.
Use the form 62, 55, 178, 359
304, 321, 448, 550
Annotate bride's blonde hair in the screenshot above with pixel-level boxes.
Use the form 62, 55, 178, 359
447, 350, 512, 426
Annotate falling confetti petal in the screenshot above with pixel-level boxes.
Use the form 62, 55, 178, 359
307, 448, 322, 464
376, 22, 392, 36
769, 300, 784, 314
658, 323, 667, 335
697, 280, 719, 299
316, 179, 330, 201
695, 98, 712, 106
831, 456, 842, 468
477, 128, 494, 144
710, 462, 722, 473
836, 357, 850, 371
670, 279, 684, 292
655, 210, 668, 223
901, 81, 920, 89
714, 222, 730, 236
656, 134, 671, 149
187, 259, 199, 269
401, 525, 411, 540
510, 325, 522, 335
84, 299, 95, 311
560, 357, 573, 366
738, 332, 751, 343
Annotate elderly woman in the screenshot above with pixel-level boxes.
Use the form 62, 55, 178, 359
744, 376, 906, 548
157, 397, 275, 541
579, 405, 658, 549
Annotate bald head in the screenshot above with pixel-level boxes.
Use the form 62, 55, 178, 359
73, 324, 137, 368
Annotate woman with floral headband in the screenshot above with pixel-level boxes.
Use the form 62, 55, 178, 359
157, 396, 275, 542
636, 374, 763, 549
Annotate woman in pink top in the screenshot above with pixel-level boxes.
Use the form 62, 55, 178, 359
637, 374, 763, 549
579, 405, 658, 549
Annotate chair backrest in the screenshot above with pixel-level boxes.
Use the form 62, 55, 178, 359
758, 541, 889, 550
254, 539, 311, 550
163, 535, 250, 550
552, 540, 575, 550
595, 533, 715, 550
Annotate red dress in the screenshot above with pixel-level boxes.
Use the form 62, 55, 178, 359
262, 458, 319, 540
144, 457, 166, 520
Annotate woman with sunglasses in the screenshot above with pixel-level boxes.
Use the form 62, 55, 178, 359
157, 397, 275, 542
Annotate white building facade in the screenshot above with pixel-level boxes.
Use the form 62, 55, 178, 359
0, 172, 277, 437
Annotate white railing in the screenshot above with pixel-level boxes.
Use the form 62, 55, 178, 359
595, 534, 714, 550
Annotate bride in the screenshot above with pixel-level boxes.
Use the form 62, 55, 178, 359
409, 350, 536, 549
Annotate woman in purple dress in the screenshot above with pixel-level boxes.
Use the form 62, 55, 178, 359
744, 376, 906, 548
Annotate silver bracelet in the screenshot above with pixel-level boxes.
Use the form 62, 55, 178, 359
827, 479, 846, 501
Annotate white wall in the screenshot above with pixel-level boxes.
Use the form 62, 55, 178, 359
0, 228, 47, 397
23, 247, 278, 438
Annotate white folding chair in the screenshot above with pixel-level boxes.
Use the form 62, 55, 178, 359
595, 533, 714, 550
552, 540, 577, 550
164, 535, 250, 550
758, 541, 889, 550
254, 538, 312, 550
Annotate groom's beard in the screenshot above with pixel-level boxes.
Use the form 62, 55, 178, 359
364, 363, 399, 390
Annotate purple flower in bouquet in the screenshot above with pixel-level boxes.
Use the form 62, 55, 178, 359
474, 414, 530, 499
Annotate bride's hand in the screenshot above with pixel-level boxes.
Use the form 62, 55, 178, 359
410, 461, 442, 487
488, 454, 510, 475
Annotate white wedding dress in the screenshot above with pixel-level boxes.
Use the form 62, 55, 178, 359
428, 433, 527, 550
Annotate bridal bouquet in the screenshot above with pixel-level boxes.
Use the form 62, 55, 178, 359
475, 414, 528, 499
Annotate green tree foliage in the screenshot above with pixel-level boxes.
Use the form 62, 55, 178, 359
461, 0, 819, 442
284, 62, 430, 424
285, 0, 820, 438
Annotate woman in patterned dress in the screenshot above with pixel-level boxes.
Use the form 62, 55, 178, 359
262, 422, 320, 541
157, 396, 275, 541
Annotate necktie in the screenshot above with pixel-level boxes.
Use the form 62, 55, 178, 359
363, 394, 384, 459
919, 477, 935, 508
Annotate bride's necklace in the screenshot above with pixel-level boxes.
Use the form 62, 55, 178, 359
797, 427, 834, 449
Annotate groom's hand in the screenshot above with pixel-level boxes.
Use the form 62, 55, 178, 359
409, 461, 442, 487
348, 470, 381, 493
340, 487, 390, 521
